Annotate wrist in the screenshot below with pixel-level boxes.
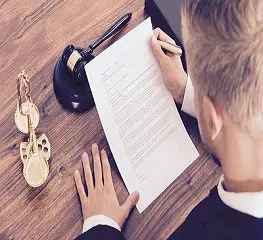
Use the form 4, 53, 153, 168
174, 72, 187, 104
177, 85, 186, 104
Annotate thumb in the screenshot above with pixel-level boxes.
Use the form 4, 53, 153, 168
150, 34, 166, 63
122, 191, 140, 217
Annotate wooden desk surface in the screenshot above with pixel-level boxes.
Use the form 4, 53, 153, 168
0, 0, 222, 239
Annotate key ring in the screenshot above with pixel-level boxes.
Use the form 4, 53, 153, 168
17, 69, 33, 115
15, 70, 40, 133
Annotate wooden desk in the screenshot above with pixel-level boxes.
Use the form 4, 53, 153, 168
0, 0, 222, 239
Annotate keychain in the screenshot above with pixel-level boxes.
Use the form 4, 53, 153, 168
15, 70, 40, 133
15, 70, 51, 187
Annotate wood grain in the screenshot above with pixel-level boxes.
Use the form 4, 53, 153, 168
0, 0, 222, 239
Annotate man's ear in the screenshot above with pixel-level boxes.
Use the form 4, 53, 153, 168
202, 96, 223, 141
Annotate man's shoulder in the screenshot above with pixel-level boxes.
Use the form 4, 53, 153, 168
168, 186, 263, 240
190, 186, 263, 223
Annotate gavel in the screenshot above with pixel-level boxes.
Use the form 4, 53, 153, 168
53, 13, 132, 112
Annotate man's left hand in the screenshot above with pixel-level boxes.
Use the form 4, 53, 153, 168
74, 143, 139, 229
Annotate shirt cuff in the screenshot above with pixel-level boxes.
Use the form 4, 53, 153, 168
82, 215, 121, 233
181, 75, 196, 118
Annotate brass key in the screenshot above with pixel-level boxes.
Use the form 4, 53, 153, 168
20, 102, 51, 187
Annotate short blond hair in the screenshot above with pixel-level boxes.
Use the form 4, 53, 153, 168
182, 0, 263, 135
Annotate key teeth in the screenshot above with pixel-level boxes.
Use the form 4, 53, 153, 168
19, 134, 51, 166
37, 134, 51, 162
20, 142, 29, 165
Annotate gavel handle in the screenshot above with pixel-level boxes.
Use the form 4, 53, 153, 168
82, 13, 132, 57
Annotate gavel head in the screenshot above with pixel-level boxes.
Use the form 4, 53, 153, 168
53, 44, 95, 112
62, 45, 89, 82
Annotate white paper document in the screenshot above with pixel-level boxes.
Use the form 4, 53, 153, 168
85, 18, 199, 213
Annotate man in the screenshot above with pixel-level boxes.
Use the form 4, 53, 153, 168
74, 0, 263, 239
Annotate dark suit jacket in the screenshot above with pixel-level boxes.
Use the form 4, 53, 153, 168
75, 187, 263, 240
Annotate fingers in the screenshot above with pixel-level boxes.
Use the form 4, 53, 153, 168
82, 152, 94, 191
153, 27, 175, 45
122, 192, 140, 217
151, 34, 167, 63
92, 143, 103, 188
74, 170, 87, 205
151, 27, 182, 60
101, 149, 114, 190
78, 144, 113, 191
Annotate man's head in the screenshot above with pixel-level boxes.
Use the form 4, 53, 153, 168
181, 0, 263, 156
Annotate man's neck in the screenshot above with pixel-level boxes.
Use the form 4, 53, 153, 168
223, 178, 263, 192
216, 124, 263, 193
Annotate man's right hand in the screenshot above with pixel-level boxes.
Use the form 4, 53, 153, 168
151, 28, 187, 104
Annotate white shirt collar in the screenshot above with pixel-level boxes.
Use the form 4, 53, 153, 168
217, 175, 263, 218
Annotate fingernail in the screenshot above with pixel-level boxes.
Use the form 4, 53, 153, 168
152, 35, 157, 42
74, 170, 79, 175
101, 149, 106, 154
92, 143, 97, 149
82, 152, 87, 158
